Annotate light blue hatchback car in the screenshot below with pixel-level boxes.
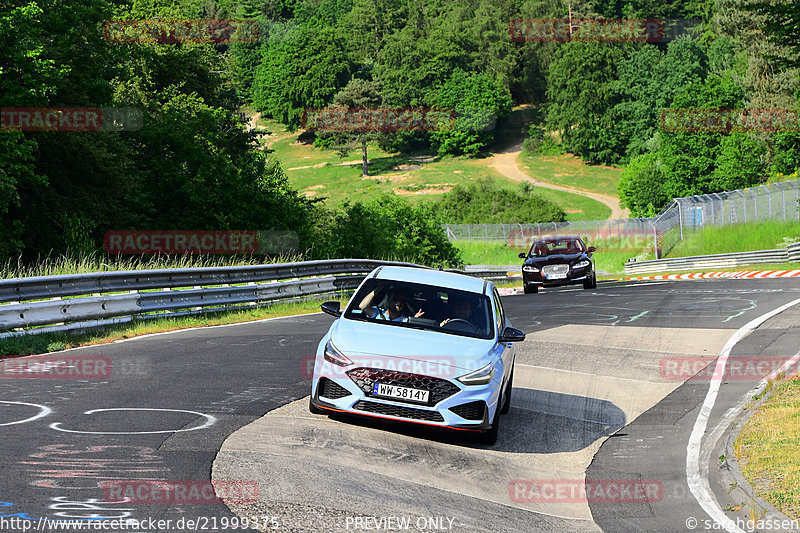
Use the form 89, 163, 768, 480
309, 265, 525, 444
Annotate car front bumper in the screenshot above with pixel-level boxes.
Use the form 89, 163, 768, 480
310, 367, 502, 431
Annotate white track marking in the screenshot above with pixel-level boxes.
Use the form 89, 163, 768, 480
49, 408, 217, 434
0, 401, 52, 426
687, 296, 800, 532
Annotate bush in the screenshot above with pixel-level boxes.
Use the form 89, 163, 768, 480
522, 124, 564, 155
308, 194, 463, 267
618, 153, 670, 217
433, 178, 565, 223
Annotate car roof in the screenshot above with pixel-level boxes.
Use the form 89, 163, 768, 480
533, 236, 583, 243
372, 265, 488, 294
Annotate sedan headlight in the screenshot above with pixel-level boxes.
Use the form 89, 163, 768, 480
523, 266, 540, 273
457, 362, 495, 386
573, 260, 590, 269
323, 340, 353, 367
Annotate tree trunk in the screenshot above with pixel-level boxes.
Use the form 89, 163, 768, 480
361, 138, 369, 176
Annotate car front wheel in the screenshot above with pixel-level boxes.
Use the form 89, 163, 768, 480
523, 285, 538, 294
477, 407, 500, 445
309, 397, 324, 415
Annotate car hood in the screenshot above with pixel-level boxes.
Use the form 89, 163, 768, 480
329, 316, 499, 373
524, 253, 587, 266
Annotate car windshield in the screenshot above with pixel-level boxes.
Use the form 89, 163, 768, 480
344, 279, 493, 340
530, 238, 585, 256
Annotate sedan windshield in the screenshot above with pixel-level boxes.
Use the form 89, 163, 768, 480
530, 238, 585, 256
344, 279, 493, 339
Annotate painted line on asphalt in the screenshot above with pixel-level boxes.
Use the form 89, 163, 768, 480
686, 296, 800, 533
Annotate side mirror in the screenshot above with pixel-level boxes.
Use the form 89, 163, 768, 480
321, 301, 341, 318
587, 246, 597, 253
499, 326, 526, 343
518, 252, 527, 259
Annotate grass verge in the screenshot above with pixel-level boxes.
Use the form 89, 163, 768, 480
666, 220, 800, 258
0, 297, 348, 358
1, 252, 304, 278
518, 151, 622, 198
735, 375, 800, 520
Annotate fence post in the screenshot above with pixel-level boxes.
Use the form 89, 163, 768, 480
501, 224, 507, 245
467, 225, 471, 241
752, 189, 758, 221
483, 223, 488, 241
677, 200, 684, 241
740, 191, 747, 223
762, 185, 772, 220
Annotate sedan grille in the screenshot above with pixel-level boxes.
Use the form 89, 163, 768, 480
353, 400, 445, 422
319, 378, 351, 400
347, 367, 461, 406
449, 401, 486, 421
542, 264, 569, 276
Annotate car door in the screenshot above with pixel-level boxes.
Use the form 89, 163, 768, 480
491, 287, 515, 382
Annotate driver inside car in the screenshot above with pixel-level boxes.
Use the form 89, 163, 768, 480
439, 297, 473, 327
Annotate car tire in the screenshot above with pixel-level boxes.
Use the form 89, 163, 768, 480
477, 408, 500, 445
583, 275, 595, 290
499, 370, 513, 415
523, 285, 538, 294
591, 273, 598, 289
309, 397, 324, 415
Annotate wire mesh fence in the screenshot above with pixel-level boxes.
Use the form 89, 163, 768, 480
443, 180, 800, 259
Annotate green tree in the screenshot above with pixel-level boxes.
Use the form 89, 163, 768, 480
253, 24, 352, 128
315, 78, 382, 176
432, 69, 512, 156
545, 42, 629, 164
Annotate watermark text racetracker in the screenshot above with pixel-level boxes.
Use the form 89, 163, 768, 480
101, 480, 257, 505
103, 19, 259, 43
660, 108, 800, 133
509, 479, 663, 503
1, 108, 142, 132
104, 230, 298, 255
660, 356, 800, 381
301, 107, 497, 132
1, 356, 111, 380
509, 18, 665, 42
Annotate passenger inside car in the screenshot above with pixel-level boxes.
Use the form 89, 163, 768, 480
365, 287, 425, 322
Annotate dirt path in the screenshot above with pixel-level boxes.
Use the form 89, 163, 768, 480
488, 143, 629, 220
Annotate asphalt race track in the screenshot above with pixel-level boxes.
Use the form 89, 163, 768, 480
2, 278, 800, 532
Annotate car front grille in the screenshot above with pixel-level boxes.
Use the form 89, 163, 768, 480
347, 367, 461, 405
449, 401, 486, 421
319, 378, 351, 400
542, 264, 569, 276
353, 400, 445, 422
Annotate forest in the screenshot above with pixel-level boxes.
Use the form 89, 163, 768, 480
1, 0, 799, 266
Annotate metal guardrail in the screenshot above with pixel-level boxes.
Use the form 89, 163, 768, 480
0, 260, 511, 338
623, 248, 793, 275
790, 242, 800, 262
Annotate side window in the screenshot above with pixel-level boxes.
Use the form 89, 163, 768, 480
492, 288, 504, 335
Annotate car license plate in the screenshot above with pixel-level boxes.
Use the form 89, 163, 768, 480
372, 382, 430, 403
546, 272, 567, 280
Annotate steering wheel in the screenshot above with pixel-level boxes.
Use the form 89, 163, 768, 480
442, 318, 477, 333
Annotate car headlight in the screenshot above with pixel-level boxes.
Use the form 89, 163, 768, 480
573, 260, 590, 269
457, 362, 495, 386
523, 266, 540, 273
323, 340, 353, 367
